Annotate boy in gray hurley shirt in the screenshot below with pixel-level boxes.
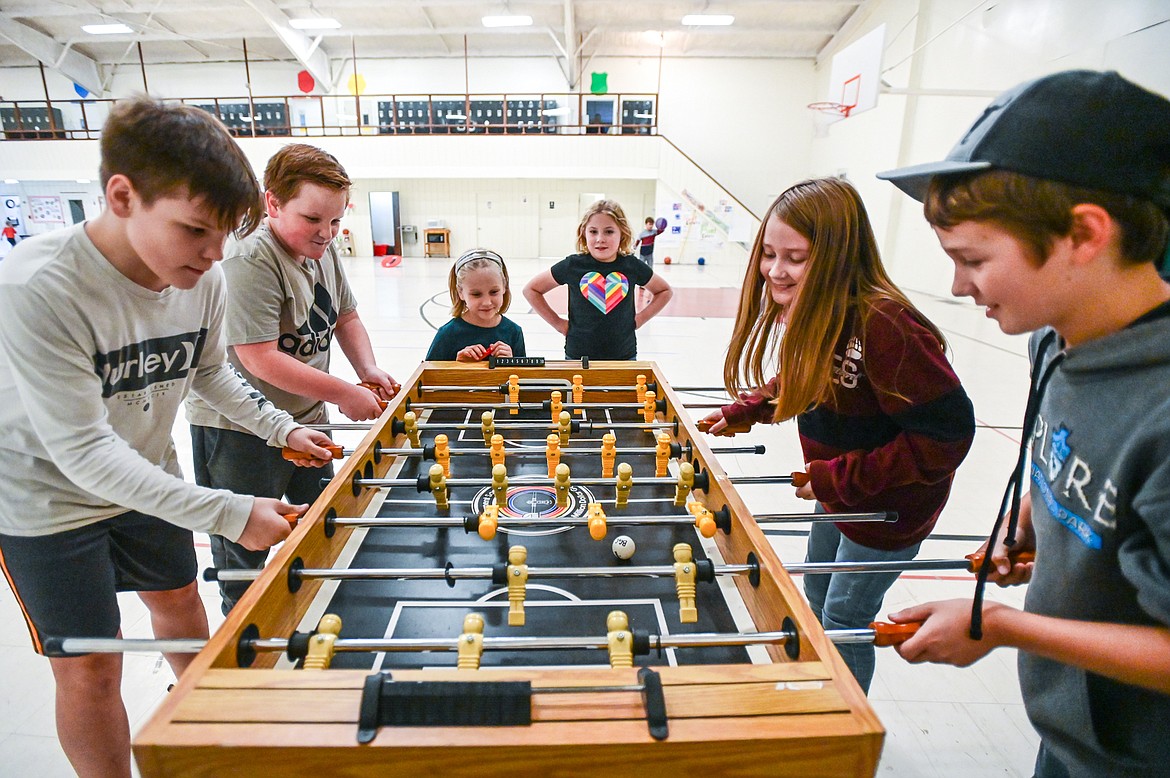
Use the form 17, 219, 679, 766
186, 143, 399, 614
0, 98, 335, 778
880, 70, 1170, 777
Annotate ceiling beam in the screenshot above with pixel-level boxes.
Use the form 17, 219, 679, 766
0, 16, 104, 95
241, 0, 333, 89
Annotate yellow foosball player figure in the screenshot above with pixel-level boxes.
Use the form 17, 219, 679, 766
481, 410, 495, 446
477, 504, 500, 541
545, 434, 561, 477
572, 374, 584, 416
457, 613, 485, 670
507, 545, 528, 626
655, 431, 671, 477
558, 410, 572, 445
554, 462, 570, 508
404, 410, 421, 448
302, 614, 342, 670
434, 433, 450, 476
429, 463, 449, 511
606, 610, 634, 669
550, 390, 563, 422
674, 461, 694, 507
673, 543, 698, 623
635, 374, 647, 404
615, 463, 632, 508
490, 433, 506, 468
687, 501, 718, 538
643, 390, 657, 423
601, 432, 616, 478
508, 374, 520, 415
492, 464, 508, 506
587, 502, 607, 540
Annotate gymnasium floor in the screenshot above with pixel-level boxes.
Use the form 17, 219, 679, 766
0, 252, 1040, 776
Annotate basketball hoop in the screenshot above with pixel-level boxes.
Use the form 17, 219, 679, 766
807, 101, 853, 118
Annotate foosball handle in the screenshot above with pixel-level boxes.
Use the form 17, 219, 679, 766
790, 471, 810, 488
965, 548, 1036, 572
283, 513, 301, 525
697, 418, 752, 436
358, 382, 389, 410
870, 621, 922, 647
282, 443, 343, 461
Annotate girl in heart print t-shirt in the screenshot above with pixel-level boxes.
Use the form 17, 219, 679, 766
523, 199, 673, 359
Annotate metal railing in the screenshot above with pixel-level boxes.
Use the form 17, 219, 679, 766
0, 92, 659, 141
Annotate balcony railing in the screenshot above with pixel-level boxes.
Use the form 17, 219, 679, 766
0, 92, 658, 141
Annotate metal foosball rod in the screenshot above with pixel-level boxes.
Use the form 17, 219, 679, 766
281, 441, 766, 462
341, 472, 803, 491
406, 400, 669, 413
754, 510, 898, 525
43, 620, 921, 658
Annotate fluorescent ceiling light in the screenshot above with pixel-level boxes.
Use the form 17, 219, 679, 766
288, 17, 341, 30
76, 179, 92, 184
4, 179, 18, 184
682, 14, 734, 26
482, 15, 533, 28
82, 23, 133, 35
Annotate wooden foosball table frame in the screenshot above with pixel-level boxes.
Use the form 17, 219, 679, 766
134, 361, 883, 777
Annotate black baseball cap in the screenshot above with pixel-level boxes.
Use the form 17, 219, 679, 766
877, 70, 1170, 209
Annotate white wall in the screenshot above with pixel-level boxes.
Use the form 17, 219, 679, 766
808, 0, 1170, 297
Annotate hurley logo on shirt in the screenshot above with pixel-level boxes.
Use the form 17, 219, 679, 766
1030, 417, 1115, 550
94, 329, 206, 398
278, 282, 337, 357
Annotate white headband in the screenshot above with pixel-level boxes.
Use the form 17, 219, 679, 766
454, 249, 505, 274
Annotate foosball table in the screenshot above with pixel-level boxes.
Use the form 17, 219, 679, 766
132, 360, 888, 776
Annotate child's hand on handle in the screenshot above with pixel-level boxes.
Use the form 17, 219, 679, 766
358, 369, 400, 400
888, 599, 1009, 667
338, 382, 385, 421
457, 344, 490, 362
489, 341, 512, 358
791, 470, 815, 500
284, 428, 339, 467
237, 498, 307, 551
968, 544, 1035, 586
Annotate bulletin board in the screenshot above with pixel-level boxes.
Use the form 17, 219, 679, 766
28, 195, 65, 223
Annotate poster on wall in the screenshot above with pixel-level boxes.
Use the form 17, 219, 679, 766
28, 195, 65, 223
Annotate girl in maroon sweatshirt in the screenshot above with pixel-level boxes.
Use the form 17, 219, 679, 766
701, 178, 974, 692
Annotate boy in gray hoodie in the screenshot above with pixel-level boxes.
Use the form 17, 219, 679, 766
879, 70, 1170, 778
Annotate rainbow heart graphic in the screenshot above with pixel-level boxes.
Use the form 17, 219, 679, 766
579, 271, 628, 314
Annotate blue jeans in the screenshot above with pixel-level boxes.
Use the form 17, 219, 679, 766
803, 519, 920, 694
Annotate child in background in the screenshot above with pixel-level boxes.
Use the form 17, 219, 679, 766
700, 177, 974, 694
0, 97, 335, 778
524, 199, 673, 360
426, 248, 526, 361
878, 70, 1170, 777
636, 216, 666, 266
185, 143, 399, 614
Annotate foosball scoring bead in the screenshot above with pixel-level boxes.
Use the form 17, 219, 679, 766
435, 433, 451, 476
481, 410, 496, 446
457, 613, 485, 670
490, 433, 506, 467
430, 463, 449, 510
302, 613, 342, 670
555, 462, 571, 508
478, 504, 500, 541
508, 374, 520, 415
615, 462, 633, 508
545, 434, 561, 477
674, 461, 695, 507
405, 410, 421, 448
572, 374, 584, 415
606, 610, 634, 669
587, 502, 607, 540
611, 534, 636, 561
492, 463, 509, 506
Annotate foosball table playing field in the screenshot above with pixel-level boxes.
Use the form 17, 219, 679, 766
129, 359, 904, 777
